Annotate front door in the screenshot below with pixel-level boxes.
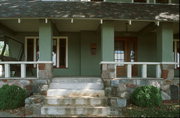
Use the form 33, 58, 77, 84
115, 37, 137, 77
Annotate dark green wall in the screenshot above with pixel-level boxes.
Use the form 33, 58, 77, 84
53, 32, 81, 76
80, 31, 101, 76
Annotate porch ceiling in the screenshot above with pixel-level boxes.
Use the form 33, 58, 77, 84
0, 19, 179, 33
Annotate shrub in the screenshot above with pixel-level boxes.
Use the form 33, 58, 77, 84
130, 85, 162, 107
0, 84, 28, 110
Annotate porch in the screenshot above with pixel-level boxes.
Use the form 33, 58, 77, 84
0, 18, 179, 79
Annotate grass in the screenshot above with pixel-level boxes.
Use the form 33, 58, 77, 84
122, 102, 180, 117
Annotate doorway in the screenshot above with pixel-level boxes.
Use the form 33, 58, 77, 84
114, 37, 138, 77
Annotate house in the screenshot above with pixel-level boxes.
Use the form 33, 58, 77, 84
0, 0, 179, 116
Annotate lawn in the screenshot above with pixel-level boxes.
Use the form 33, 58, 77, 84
122, 101, 180, 117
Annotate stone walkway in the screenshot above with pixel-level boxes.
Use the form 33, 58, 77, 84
0, 111, 19, 117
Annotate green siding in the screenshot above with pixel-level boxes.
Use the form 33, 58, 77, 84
53, 33, 81, 76
80, 31, 101, 76
39, 21, 52, 61
101, 22, 114, 61
53, 31, 101, 77
138, 32, 157, 77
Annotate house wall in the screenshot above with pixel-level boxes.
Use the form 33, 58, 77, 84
80, 31, 101, 76
138, 32, 157, 77
53, 31, 101, 77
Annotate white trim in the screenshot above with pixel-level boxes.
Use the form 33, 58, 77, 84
100, 61, 178, 65
0, 61, 53, 64
33, 38, 37, 67
57, 38, 60, 68
25, 38, 27, 61
66, 37, 68, 68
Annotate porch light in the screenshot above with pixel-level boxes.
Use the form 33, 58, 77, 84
18, 18, 21, 23
155, 21, 160, 26
100, 19, 103, 24
45, 18, 48, 23
71, 18, 74, 23
128, 20, 132, 25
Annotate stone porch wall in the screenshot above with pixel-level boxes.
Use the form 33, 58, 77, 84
101, 63, 180, 108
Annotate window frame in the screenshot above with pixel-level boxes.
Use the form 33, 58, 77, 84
25, 36, 68, 68
174, 39, 180, 69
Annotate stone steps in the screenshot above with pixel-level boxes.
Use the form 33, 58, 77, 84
41, 106, 110, 116
45, 96, 107, 106
47, 89, 105, 97
41, 77, 110, 116
49, 83, 104, 90
52, 77, 102, 83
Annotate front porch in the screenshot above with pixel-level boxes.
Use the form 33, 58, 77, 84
0, 19, 179, 79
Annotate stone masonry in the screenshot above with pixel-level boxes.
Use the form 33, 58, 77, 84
101, 63, 180, 108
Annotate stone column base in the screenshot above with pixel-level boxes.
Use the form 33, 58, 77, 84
38, 63, 52, 79
161, 64, 174, 80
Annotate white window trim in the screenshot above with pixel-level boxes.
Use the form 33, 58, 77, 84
174, 39, 179, 68
25, 36, 68, 68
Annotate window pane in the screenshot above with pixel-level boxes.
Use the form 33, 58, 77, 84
27, 39, 34, 61
115, 40, 125, 66
156, 0, 169, 3
134, 0, 146, 2
59, 39, 66, 67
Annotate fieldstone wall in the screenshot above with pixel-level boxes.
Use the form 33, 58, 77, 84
101, 63, 180, 108
0, 79, 49, 96
25, 94, 45, 117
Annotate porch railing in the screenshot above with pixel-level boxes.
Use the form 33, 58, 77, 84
0, 61, 52, 79
101, 62, 178, 79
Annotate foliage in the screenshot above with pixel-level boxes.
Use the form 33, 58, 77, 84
0, 84, 27, 110
122, 103, 180, 117
130, 85, 162, 107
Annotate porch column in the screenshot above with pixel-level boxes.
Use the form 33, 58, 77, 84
101, 21, 114, 61
157, 23, 173, 62
101, 21, 116, 97
156, 23, 174, 79
38, 20, 53, 79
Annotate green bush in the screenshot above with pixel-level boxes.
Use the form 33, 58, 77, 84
130, 86, 162, 107
0, 84, 28, 110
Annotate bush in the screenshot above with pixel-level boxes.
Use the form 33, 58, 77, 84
130, 85, 162, 107
0, 84, 28, 110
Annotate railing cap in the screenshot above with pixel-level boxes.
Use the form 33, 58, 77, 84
0, 61, 53, 64
100, 61, 178, 65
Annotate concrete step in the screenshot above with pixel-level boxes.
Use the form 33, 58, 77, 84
52, 77, 102, 83
45, 96, 107, 106
41, 106, 110, 116
49, 83, 104, 90
47, 89, 105, 97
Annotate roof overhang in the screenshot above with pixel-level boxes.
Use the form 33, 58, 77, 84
0, 0, 179, 22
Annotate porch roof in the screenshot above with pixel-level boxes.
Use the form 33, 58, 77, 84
0, 0, 179, 22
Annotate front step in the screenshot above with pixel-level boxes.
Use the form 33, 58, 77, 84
47, 89, 105, 97
49, 83, 104, 90
41, 106, 110, 116
45, 96, 107, 106
52, 77, 102, 83
41, 77, 110, 116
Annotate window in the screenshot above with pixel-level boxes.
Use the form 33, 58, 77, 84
0, 41, 9, 57
25, 37, 68, 68
134, 0, 146, 3
156, 0, 169, 3
173, 40, 180, 69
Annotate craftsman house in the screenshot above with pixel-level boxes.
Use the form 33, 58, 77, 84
0, 0, 179, 116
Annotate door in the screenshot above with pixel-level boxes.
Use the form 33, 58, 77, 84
115, 37, 137, 77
